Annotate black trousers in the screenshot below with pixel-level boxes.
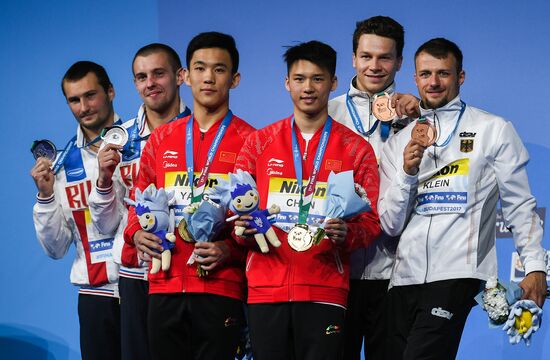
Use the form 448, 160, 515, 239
119, 277, 151, 360
248, 302, 346, 360
148, 293, 244, 360
387, 278, 482, 360
78, 293, 121, 360
343, 279, 389, 360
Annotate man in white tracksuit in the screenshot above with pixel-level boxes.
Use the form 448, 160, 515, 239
379, 37, 548, 360
88, 43, 190, 360
328, 16, 418, 360
31, 61, 121, 359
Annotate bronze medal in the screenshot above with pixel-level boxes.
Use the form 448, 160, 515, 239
412, 119, 437, 147
287, 224, 313, 252
372, 93, 397, 122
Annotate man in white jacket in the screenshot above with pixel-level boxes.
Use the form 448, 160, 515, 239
88, 43, 190, 360
328, 16, 418, 360
379, 37, 547, 359
31, 61, 121, 359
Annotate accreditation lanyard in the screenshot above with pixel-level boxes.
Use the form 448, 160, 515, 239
126, 108, 191, 156
345, 92, 391, 140
185, 110, 232, 203
432, 101, 466, 148
291, 116, 332, 224
52, 118, 122, 174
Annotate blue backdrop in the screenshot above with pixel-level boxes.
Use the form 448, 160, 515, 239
2, 0, 549, 358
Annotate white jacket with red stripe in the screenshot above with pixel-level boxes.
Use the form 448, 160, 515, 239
33, 122, 120, 297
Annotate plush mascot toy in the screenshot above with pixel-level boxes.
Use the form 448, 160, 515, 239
227, 170, 281, 253
125, 184, 176, 274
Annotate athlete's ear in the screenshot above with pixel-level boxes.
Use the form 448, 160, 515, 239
183, 68, 191, 87
230, 72, 241, 89
175, 67, 185, 86
285, 76, 290, 92
331, 76, 338, 91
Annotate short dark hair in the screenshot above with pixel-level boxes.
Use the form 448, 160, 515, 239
186, 32, 239, 74
283, 41, 337, 77
353, 16, 405, 57
62, 61, 112, 97
415, 37, 463, 74
132, 43, 182, 74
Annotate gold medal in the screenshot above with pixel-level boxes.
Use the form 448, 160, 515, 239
412, 119, 437, 147
372, 93, 397, 122
287, 224, 313, 252
177, 219, 195, 243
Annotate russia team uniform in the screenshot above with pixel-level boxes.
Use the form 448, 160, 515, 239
33, 120, 122, 360
235, 116, 381, 360
378, 96, 546, 359
124, 112, 255, 360
329, 80, 412, 360
88, 102, 190, 360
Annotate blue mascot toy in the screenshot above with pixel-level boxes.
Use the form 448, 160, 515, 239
125, 184, 176, 274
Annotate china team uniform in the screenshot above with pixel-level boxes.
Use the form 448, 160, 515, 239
235, 116, 381, 360
378, 96, 546, 359
329, 80, 411, 360
33, 119, 122, 360
124, 112, 254, 360
88, 102, 190, 360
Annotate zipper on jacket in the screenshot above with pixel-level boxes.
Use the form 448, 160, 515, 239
246, 252, 255, 272
424, 215, 433, 283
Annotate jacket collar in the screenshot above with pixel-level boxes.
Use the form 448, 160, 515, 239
419, 95, 463, 122
347, 76, 396, 100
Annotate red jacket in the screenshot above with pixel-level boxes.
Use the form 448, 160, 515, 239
235, 116, 380, 306
124, 113, 255, 300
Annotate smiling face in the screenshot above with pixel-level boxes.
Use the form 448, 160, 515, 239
232, 189, 259, 214
138, 211, 156, 231
285, 59, 337, 120
133, 51, 183, 114
414, 51, 465, 109
353, 34, 402, 95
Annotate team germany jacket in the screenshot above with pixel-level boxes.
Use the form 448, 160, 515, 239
379, 96, 546, 287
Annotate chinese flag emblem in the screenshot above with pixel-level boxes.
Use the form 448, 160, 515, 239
325, 159, 342, 172
219, 151, 237, 163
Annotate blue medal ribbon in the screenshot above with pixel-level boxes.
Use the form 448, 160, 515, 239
346, 92, 392, 140
433, 101, 466, 148
185, 110, 233, 203
290, 116, 332, 224
51, 117, 122, 174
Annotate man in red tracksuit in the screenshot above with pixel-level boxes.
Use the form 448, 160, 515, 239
234, 41, 381, 360
124, 32, 255, 360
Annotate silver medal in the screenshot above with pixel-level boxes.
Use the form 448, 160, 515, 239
287, 224, 313, 252
101, 125, 129, 146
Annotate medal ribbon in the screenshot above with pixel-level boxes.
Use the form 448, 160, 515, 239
290, 116, 332, 224
432, 101, 466, 147
125, 107, 191, 157
185, 110, 232, 203
52, 118, 122, 174
346, 92, 378, 137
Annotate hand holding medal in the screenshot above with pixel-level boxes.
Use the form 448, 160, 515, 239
403, 117, 436, 176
